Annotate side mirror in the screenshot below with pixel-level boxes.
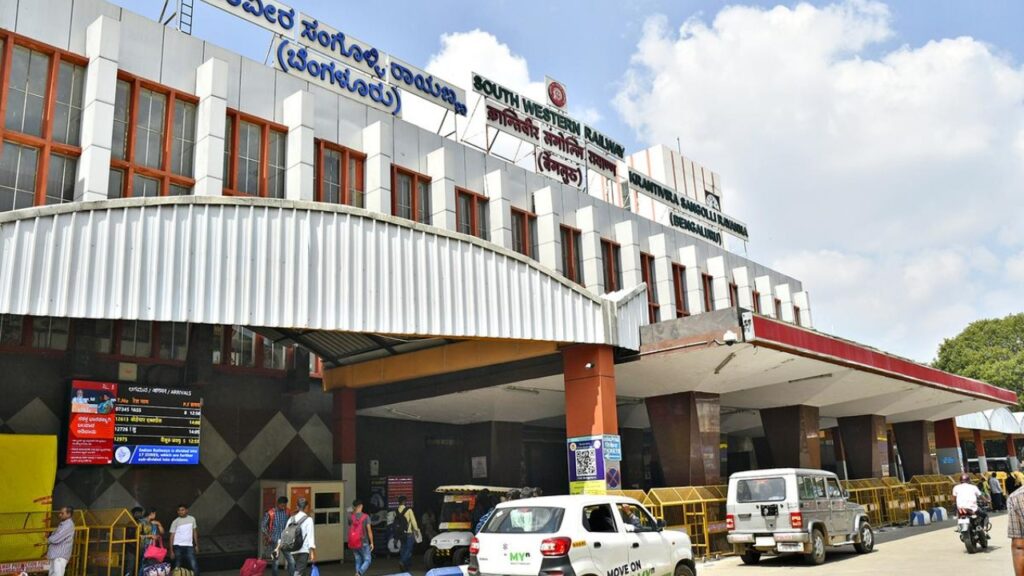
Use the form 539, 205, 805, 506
657, 519, 666, 530
624, 524, 637, 533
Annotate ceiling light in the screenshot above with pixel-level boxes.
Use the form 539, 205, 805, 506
387, 407, 422, 420
786, 373, 834, 385
505, 385, 541, 395
714, 352, 736, 375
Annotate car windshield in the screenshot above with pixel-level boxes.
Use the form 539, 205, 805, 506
481, 506, 564, 534
736, 477, 787, 503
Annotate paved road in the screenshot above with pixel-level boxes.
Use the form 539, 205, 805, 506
700, 513, 1015, 575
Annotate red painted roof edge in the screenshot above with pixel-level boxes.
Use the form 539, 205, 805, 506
750, 315, 1018, 405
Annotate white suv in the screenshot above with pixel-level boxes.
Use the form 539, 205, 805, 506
469, 495, 696, 576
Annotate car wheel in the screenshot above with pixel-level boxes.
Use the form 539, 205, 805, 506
452, 547, 469, 566
805, 528, 826, 565
673, 563, 695, 576
740, 550, 761, 565
854, 523, 874, 554
424, 547, 438, 569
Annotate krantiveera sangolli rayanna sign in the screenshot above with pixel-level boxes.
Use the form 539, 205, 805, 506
473, 72, 622, 184
627, 170, 750, 245
202, 0, 468, 118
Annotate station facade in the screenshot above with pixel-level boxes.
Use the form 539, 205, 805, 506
0, 0, 1016, 564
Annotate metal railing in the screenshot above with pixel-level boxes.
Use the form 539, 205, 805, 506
0, 509, 140, 576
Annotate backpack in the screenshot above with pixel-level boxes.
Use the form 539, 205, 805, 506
394, 507, 411, 537
280, 515, 307, 552
347, 513, 368, 549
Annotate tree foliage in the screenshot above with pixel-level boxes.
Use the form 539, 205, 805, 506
934, 313, 1024, 402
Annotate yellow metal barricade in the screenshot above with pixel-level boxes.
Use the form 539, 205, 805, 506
878, 477, 912, 525
606, 489, 648, 503
643, 485, 731, 559
81, 509, 141, 576
840, 480, 883, 527
910, 475, 956, 514
0, 510, 89, 576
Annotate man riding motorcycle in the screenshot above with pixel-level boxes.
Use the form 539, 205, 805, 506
953, 473, 989, 526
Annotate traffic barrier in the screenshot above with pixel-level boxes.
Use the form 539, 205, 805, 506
931, 507, 948, 522
910, 511, 931, 526
0, 510, 89, 576
878, 477, 913, 526
909, 475, 956, 514
643, 485, 731, 559
840, 480, 884, 527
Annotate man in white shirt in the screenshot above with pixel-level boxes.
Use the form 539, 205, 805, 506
169, 504, 200, 576
276, 498, 316, 576
953, 473, 989, 525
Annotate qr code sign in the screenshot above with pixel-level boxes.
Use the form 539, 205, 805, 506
575, 448, 597, 477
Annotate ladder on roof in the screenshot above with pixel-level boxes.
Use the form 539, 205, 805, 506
178, 0, 195, 35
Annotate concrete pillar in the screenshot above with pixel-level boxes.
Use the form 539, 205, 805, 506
426, 146, 457, 230
620, 428, 646, 489
759, 405, 821, 469
733, 266, 753, 310
650, 234, 676, 318
362, 121, 393, 214
775, 283, 794, 323
563, 345, 619, 494
645, 392, 721, 486
485, 170, 513, 250
934, 418, 964, 475
534, 186, 562, 274
793, 291, 813, 328
1009, 436, 1020, 471
332, 389, 357, 504
679, 246, 703, 316
831, 427, 849, 480
973, 429, 988, 474
488, 422, 524, 486
707, 256, 730, 310
193, 58, 228, 197
754, 276, 774, 317
577, 205, 604, 293
752, 437, 774, 469
283, 90, 315, 202
892, 421, 937, 479
838, 414, 889, 478
75, 16, 120, 202
614, 220, 642, 288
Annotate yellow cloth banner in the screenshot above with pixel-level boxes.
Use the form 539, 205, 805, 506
0, 434, 57, 564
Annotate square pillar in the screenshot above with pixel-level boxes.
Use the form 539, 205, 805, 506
577, 205, 604, 293
775, 283, 794, 323
793, 291, 813, 328
620, 428, 646, 490
534, 186, 562, 274
838, 414, 889, 478
760, 405, 821, 470
283, 90, 315, 202
193, 58, 228, 197
892, 420, 938, 478
650, 234, 676, 318
564, 345, 620, 494
973, 428, 988, 473
707, 255, 730, 310
485, 170, 513, 250
679, 246, 703, 315
645, 392, 721, 486
754, 275, 774, 317
934, 418, 964, 475
426, 146, 457, 231
614, 220, 642, 288
362, 121, 394, 215
332, 389, 357, 506
1009, 436, 1019, 471
75, 16, 120, 202
733, 266, 753, 309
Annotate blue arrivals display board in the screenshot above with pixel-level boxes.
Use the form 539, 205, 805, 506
113, 385, 202, 465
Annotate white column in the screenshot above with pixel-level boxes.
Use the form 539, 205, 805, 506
733, 266, 753, 310
534, 186, 562, 274
794, 291, 813, 328
754, 275, 774, 317
775, 283, 794, 323
283, 90, 315, 202
614, 220, 642, 288
427, 146, 456, 231
362, 121, 393, 215
74, 16, 120, 202
680, 245, 703, 315
485, 170, 513, 250
649, 234, 676, 319
577, 205, 604, 293
707, 256, 729, 310
192, 58, 228, 197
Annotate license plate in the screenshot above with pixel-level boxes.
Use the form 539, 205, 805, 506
778, 543, 803, 553
755, 537, 775, 548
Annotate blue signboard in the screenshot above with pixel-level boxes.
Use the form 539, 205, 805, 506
567, 435, 605, 482
603, 434, 622, 462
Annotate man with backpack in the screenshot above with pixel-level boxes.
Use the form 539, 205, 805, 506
348, 500, 374, 576
261, 497, 293, 576
394, 496, 419, 572
274, 498, 315, 576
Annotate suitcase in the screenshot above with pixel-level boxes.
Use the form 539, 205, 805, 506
142, 563, 172, 576
240, 558, 267, 576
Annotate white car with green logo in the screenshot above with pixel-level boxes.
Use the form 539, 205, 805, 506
468, 495, 695, 576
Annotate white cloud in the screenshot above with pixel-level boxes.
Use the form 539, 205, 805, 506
1007, 252, 1024, 284
616, 1, 1024, 361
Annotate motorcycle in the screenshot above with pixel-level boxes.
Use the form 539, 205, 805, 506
956, 507, 991, 554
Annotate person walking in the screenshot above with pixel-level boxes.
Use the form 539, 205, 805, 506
1008, 484, 1024, 575
991, 473, 1006, 511
395, 496, 419, 572
46, 506, 75, 576
348, 500, 374, 576
276, 498, 315, 576
261, 498, 293, 576
169, 504, 199, 576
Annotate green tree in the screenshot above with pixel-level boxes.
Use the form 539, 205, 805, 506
934, 313, 1024, 403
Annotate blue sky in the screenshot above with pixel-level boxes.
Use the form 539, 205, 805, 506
116, 0, 1024, 363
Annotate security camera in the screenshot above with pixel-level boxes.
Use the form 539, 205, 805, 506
722, 330, 738, 346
